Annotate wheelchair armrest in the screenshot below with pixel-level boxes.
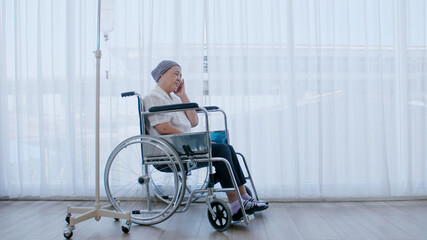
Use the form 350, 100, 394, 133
200, 106, 219, 111
148, 103, 200, 112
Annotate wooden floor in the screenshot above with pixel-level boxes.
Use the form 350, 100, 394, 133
1, 200, 427, 240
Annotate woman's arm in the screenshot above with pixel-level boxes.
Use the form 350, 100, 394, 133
174, 79, 199, 127
154, 122, 184, 135
179, 94, 199, 127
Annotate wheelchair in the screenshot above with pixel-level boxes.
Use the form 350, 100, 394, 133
103, 91, 260, 231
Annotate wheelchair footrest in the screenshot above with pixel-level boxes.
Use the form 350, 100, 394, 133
231, 213, 254, 224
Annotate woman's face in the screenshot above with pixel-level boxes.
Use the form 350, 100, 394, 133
158, 66, 182, 93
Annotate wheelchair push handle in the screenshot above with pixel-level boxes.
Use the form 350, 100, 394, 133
121, 91, 136, 97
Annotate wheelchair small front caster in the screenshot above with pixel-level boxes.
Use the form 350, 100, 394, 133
207, 199, 231, 232
63, 227, 73, 239
121, 220, 132, 233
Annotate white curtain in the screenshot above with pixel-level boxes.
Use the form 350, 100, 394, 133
1, 0, 426, 199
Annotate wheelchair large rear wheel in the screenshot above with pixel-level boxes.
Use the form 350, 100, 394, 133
104, 135, 186, 225
182, 165, 209, 202
153, 164, 209, 205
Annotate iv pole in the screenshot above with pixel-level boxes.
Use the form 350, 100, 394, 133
63, 0, 131, 238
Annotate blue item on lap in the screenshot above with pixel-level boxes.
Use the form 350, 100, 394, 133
210, 131, 227, 144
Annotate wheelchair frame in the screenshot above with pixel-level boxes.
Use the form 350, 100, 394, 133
103, 91, 260, 231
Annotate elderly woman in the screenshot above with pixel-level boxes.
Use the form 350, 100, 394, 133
143, 60, 268, 221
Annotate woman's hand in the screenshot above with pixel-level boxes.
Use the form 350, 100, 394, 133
173, 78, 199, 127
174, 78, 186, 98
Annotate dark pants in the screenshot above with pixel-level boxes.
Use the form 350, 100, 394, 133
211, 143, 247, 188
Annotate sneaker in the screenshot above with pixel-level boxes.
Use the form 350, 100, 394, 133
231, 208, 244, 221
231, 199, 257, 221
248, 198, 269, 212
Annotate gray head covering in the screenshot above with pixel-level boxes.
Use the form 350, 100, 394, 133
151, 60, 181, 82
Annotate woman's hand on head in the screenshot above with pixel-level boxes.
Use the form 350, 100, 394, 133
173, 78, 198, 127
174, 78, 186, 97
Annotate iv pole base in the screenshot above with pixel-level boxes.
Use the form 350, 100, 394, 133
64, 205, 132, 239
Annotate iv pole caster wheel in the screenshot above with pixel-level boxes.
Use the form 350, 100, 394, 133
65, 213, 71, 224
63, 228, 73, 239
207, 199, 231, 232
121, 221, 132, 233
